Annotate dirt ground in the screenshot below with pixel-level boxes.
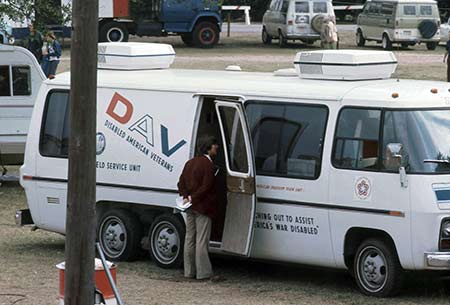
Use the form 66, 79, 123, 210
2, 26, 450, 305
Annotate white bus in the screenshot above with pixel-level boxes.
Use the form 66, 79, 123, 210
17, 43, 450, 297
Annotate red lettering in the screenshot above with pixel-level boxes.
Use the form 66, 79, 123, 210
106, 92, 133, 124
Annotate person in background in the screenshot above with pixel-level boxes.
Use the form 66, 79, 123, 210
43, 32, 62, 79
321, 16, 338, 49
444, 32, 450, 82
177, 136, 222, 282
25, 24, 43, 63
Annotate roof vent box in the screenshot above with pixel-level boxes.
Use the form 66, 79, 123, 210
98, 42, 175, 70
294, 50, 398, 81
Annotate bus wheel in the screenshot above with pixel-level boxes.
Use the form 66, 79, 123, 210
192, 21, 219, 48
99, 22, 129, 42
181, 33, 194, 46
354, 238, 403, 297
149, 214, 185, 268
98, 209, 142, 261
426, 42, 437, 51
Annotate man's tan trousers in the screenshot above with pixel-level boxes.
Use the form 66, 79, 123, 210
184, 210, 213, 279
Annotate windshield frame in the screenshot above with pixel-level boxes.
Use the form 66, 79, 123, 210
332, 106, 450, 176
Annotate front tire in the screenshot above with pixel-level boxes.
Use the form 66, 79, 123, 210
149, 214, 185, 268
192, 21, 219, 48
97, 209, 143, 261
181, 33, 194, 46
99, 22, 129, 42
354, 238, 403, 297
262, 27, 272, 44
356, 29, 366, 47
278, 30, 287, 48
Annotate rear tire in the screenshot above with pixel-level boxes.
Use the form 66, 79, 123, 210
426, 41, 438, 50
97, 209, 142, 261
149, 214, 185, 268
262, 27, 272, 44
382, 34, 392, 50
99, 22, 129, 42
356, 29, 366, 47
192, 21, 219, 48
354, 238, 403, 297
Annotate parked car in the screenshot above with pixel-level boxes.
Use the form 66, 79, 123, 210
441, 17, 450, 43
356, 0, 441, 50
262, 0, 335, 47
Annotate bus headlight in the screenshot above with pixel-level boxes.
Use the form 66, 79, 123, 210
440, 219, 450, 251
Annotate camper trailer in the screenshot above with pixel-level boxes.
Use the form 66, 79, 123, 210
0, 45, 45, 166
17, 43, 450, 297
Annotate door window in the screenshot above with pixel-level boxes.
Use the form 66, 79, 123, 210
381, 3, 394, 15
246, 102, 328, 179
295, 2, 309, 13
217, 106, 249, 174
0, 65, 11, 97
403, 5, 416, 16
420, 5, 432, 16
333, 108, 381, 170
40, 90, 70, 158
313, 2, 327, 13
281, 0, 290, 13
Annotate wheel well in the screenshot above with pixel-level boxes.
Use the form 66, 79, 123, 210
96, 201, 183, 229
343, 227, 398, 270
194, 16, 220, 29
382, 31, 391, 41
98, 19, 136, 35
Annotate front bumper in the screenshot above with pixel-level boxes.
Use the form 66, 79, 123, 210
425, 252, 450, 269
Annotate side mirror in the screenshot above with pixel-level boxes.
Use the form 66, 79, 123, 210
386, 143, 408, 188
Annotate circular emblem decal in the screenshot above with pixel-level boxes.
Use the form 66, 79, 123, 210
96, 132, 106, 155
355, 177, 371, 200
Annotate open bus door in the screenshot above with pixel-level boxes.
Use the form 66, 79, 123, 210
214, 100, 256, 256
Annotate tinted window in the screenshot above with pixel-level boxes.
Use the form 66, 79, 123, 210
0, 65, 11, 96
403, 5, 416, 15
281, 0, 290, 13
368, 3, 380, 14
295, 2, 309, 13
381, 3, 394, 15
246, 102, 328, 179
313, 2, 327, 13
40, 91, 70, 158
12, 66, 31, 96
333, 108, 381, 170
420, 5, 432, 16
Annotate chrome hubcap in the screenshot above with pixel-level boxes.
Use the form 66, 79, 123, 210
152, 221, 180, 264
358, 246, 388, 292
101, 216, 127, 258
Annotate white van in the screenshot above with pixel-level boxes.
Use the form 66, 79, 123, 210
0, 45, 45, 166
262, 0, 335, 47
18, 43, 450, 297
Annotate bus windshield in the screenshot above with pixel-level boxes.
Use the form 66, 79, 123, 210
382, 109, 450, 174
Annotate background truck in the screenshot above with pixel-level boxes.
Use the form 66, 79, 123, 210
98, 0, 222, 48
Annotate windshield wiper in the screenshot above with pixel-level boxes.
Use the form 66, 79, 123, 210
424, 159, 450, 164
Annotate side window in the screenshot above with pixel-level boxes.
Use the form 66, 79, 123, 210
403, 5, 416, 16
0, 65, 11, 97
313, 2, 327, 13
246, 102, 328, 179
269, 0, 278, 10
420, 5, 432, 16
333, 108, 381, 170
12, 66, 31, 96
362, 3, 371, 14
295, 2, 309, 13
40, 90, 70, 158
381, 3, 394, 15
281, 0, 290, 13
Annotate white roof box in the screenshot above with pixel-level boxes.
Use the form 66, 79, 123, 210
294, 50, 398, 81
98, 42, 175, 70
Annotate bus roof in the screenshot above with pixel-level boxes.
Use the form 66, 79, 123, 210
48, 68, 450, 108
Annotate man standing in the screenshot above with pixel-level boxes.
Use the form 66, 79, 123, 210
25, 24, 43, 63
444, 32, 450, 82
178, 136, 220, 281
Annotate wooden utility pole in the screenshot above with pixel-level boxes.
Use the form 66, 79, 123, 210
64, 0, 98, 303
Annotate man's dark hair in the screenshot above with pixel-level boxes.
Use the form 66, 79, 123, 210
197, 135, 218, 156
